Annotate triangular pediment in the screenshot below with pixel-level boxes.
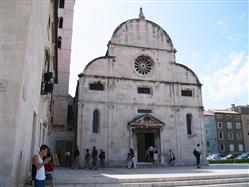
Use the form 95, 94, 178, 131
128, 114, 165, 129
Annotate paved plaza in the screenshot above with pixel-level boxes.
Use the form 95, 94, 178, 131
46, 164, 249, 187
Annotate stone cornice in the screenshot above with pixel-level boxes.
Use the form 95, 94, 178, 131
108, 42, 177, 53
78, 100, 204, 109
78, 74, 202, 87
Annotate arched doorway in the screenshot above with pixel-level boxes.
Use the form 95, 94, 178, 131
128, 114, 164, 163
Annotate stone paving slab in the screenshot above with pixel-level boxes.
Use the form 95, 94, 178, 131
53, 164, 249, 184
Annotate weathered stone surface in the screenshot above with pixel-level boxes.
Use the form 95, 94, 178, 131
77, 15, 206, 166
0, 1, 57, 186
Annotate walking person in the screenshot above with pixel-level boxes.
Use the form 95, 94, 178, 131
127, 148, 136, 169
32, 145, 51, 187
168, 149, 175, 166
71, 146, 80, 169
91, 146, 98, 169
99, 149, 106, 168
83, 148, 91, 169
193, 144, 201, 168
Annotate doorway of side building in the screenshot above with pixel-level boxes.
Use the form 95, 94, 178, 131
56, 140, 72, 167
137, 132, 159, 162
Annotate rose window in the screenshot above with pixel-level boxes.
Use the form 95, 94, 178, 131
134, 56, 153, 76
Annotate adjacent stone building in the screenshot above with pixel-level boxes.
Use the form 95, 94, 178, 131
204, 111, 218, 154
77, 9, 206, 166
211, 109, 244, 154
50, 0, 75, 166
234, 105, 249, 152
1, 1, 58, 186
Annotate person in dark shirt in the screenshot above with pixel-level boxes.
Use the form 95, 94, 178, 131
91, 146, 98, 169
84, 148, 91, 169
71, 146, 80, 169
99, 149, 105, 167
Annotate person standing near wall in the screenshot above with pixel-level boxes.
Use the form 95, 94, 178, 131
168, 149, 175, 166
127, 148, 136, 169
91, 146, 98, 170
44, 152, 54, 187
99, 149, 106, 168
32, 145, 51, 187
193, 144, 201, 168
83, 148, 91, 169
71, 146, 80, 169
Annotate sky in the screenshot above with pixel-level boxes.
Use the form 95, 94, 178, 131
69, 0, 248, 110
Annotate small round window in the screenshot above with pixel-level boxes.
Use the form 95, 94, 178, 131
134, 55, 153, 76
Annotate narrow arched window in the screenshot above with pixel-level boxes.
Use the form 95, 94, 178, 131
58, 36, 62, 48
59, 17, 63, 28
92, 109, 100, 133
186, 113, 192, 135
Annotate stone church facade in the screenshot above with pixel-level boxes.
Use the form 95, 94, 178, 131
77, 10, 206, 166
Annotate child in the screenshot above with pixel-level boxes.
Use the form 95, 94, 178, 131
153, 149, 159, 165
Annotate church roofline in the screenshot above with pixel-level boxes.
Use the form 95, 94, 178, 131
78, 55, 114, 78
110, 18, 174, 48
175, 63, 202, 87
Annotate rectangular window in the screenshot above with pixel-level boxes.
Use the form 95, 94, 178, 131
217, 122, 223, 129
220, 143, 225, 152
137, 109, 152, 113
238, 144, 244, 152
137, 87, 151, 94
226, 115, 231, 120
89, 82, 104, 91
216, 114, 223, 119
236, 122, 241, 129
59, 0, 65, 8
227, 122, 232, 129
205, 128, 210, 136
181, 90, 192, 97
207, 141, 210, 147
229, 144, 234, 152
228, 131, 233, 140
235, 115, 240, 120
67, 105, 73, 122
237, 131, 242, 140
219, 132, 223, 140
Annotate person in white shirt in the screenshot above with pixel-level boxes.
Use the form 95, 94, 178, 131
153, 149, 159, 165
193, 144, 201, 168
32, 145, 51, 187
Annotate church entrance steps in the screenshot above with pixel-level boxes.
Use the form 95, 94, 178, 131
24, 164, 249, 187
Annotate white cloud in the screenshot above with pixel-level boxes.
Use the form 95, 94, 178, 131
216, 20, 225, 26
241, 13, 246, 20
201, 51, 248, 107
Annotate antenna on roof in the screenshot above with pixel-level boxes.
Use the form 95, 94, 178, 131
139, 7, 145, 19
